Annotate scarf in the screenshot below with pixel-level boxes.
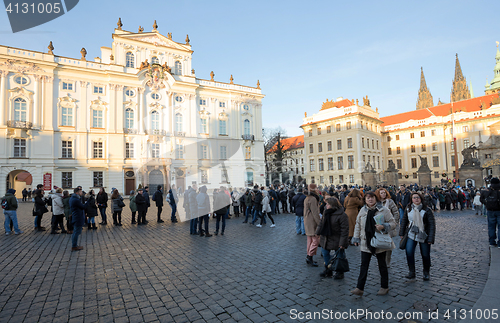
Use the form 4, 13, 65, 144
364, 205, 378, 254
408, 204, 428, 243
319, 207, 334, 237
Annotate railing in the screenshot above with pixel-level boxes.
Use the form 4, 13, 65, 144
7, 120, 32, 129
123, 128, 138, 134
145, 129, 166, 136
242, 134, 254, 141
175, 131, 185, 137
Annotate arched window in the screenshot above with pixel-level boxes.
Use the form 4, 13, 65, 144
14, 98, 27, 121
243, 119, 251, 135
125, 108, 134, 129
151, 56, 159, 64
174, 61, 182, 75
175, 113, 183, 132
151, 110, 159, 130
126, 52, 135, 68
61, 106, 73, 126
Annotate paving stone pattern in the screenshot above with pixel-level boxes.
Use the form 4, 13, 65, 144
0, 202, 490, 322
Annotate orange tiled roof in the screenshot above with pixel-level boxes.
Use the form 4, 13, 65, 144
320, 98, 353, 110
380, 93, 500, 127
268, 135, 304, 153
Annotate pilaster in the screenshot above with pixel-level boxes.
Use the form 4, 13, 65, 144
0, 71, 8, 126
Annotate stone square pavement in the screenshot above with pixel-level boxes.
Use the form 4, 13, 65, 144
0, 202, 495, 322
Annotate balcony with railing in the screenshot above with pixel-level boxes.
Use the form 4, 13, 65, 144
123, 128, 138, 134
175, 131, 186, 137
145, 129, 166, 136
7, 120, 33, 129
242, 134, 255, 141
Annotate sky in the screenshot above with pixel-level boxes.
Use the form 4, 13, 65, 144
1, 0, 499, 137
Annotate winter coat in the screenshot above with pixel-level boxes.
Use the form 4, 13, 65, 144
188, 187, 198, 217
183, 189, 190, 212
381, 198, 399, 238
135, 193, 147, 213
232, 191, 241, 206
473, 195, 482, 206
143, 191, 151, 208
400, 204, 436, 244
70, 193, 87, 227
396, 190, 411, 209
129, 194, 137, 212
153, 190, 164, 207
34, 196, 48, 215
245, 192, 252, 206
344, 196, 364, 237
292, 192, 306, 216
196, 186, 210, 216
2, 192, 18, 210
253, 191, 263, 211
353, 203, 396, 254
112, 196, 124, 212
62, 196, 71, 219
261, 191, 272, 213
315, 206, 349, 251
85, 195, 98, 218
304, 191, 321, 236
96, 192, 108, 208
51, 193, 64, 215
214, 191, 231, 216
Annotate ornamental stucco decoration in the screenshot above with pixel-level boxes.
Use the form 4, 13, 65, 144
145, 64, 167, 91
1, 59, 43, 74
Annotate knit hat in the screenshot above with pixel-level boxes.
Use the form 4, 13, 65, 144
7, 188, 16, 194
308, 183, 317, 191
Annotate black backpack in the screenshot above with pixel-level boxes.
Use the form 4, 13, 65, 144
484, 190, 500, 210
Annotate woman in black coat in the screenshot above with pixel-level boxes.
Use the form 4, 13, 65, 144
85, 190, 98, 230
315, 197, 349, 279
400, 192, 436, 281
34, 189, 48, 231
96, 187, 108, 225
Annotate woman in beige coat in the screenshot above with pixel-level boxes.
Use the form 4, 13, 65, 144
375, 188, 399, 267
351, 192, 396, 296
344, 189, 364, 240
304, 183, 321, 267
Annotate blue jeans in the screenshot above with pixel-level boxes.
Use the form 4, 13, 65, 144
4, 210, 21, 234
244, 206, 252, 223
270, 200, 276, 215
321, 248, 331, 267
398, 208, 405, 226
88, 217, 95, 224
170, 203, 177, 222
72, 225, 83, 248
295, 216, 305, 234
405, 238, 431, 272
190, 217, 198, 234
252, 209, 262, 224
215, 213, 226, 233
487, 210, 500, 245
98, 207, 107, 223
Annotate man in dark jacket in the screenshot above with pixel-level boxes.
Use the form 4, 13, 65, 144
69, 187, 88, 251
243, 190, 253, 223
214, 187, 231, 235
153, 185, 164, 223
135, 189, 147, 225
269, 185, 278, 215
292, 188, 306, 235
288, 188, 296, 213
188, 184, 198, 234
251, 187, 263, 225
197, 185, 211, 237
168, 184, 178, 223
396, 185, 411, 223
480, 177, 500, 246
2, 188, 22, 235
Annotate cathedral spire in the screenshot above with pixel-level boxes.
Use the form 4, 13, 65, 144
451, 53, 470, 102
416, 67, 434, 110
485, 42, 500, 94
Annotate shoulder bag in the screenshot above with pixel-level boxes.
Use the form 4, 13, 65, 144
370, 231, 393, 249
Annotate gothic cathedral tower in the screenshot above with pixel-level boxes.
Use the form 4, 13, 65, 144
450, 54, 470, 102
416, 67, 434, 110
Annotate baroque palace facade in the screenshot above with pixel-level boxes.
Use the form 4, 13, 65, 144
302, 49, 500, 187
0, 20, 265, 198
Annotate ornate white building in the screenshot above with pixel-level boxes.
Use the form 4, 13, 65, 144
0, 20, 265, 197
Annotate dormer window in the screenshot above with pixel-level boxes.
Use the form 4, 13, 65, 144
126, 52, 135, 68
151, 56, 159, 64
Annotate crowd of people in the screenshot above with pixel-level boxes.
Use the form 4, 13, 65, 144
2, 177, 500, 295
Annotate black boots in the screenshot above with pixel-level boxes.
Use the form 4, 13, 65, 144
406, 264, 416, 279
423, 271, 430, 281
306, 256, 318, 267
92, 223, 97, 230
319, 266, 333, 278
88, 223, 92, 230
333, 272, 344, 280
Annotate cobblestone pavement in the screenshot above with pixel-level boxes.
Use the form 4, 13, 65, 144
0, 203, 492, 323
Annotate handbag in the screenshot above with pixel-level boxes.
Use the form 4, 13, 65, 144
370, 231, 393, 249
399, 228, 409, 250
118, 199, 126, 208
32, 205, 41, 217
327, 249, 349, 272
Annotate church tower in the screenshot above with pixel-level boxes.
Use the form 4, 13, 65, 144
451, 54, 470, 102
485, 43, 500, 95
416, 67, 434, 110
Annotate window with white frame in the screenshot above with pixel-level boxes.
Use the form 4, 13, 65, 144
126, 142, 134, 158
151, 111, 160, 130
14, 98, 27, 121
219, 102, 226, 108
349, 174, 354, 183
93, 171, 103, 187
62, 140, 73, 158
62, 82, 73, 91
151, 56, 159, 64
221, 169, 228, 183
93, 86, 104, 95
176, 143, 184, 159
219, 119, 227, 135
14, 139, 26, 157
220, 146, 227, 159
126, 52, 135, 68
14, 75, 28, 85
152, 143, 160, 158
199, 99, 206, 106
92, 110, 103, 128
61, 105, 73, 126
174, 61, 182, 75
243, 119, 251, 135
245, 146, 251, 160
464, 138, 470, 149
432, 142, 438, 151
175, 113, 183, 132
200, 118, 208, 133
62, 172, 72, 189
201, 169, 208, 184
201, 145, 208, 159
125, 108, 134, 129
93, 141, 103, 159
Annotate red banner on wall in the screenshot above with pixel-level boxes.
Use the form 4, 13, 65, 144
43, 173, 52, 191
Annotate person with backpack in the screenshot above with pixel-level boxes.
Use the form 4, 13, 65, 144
480, 177, 500, 247
152, 185, 165, 223
2, 189, 23, 235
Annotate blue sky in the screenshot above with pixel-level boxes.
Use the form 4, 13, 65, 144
1, 0, 499, 136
